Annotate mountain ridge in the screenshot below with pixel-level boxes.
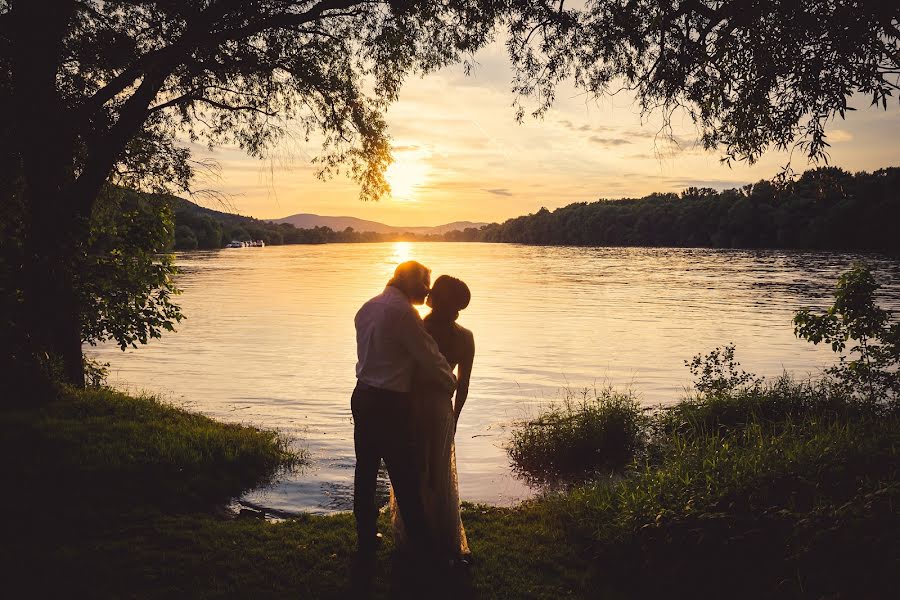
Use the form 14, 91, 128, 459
269, 213, 489, 235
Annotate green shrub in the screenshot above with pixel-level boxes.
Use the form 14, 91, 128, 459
655, 374, 874, 440
508, 388, 648, 482
553, 393, 900, 598
794, 263, 900, 402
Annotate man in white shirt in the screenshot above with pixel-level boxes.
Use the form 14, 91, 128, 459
352, 261, 457, 557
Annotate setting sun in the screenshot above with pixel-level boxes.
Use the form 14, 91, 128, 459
385, 151, 430, 201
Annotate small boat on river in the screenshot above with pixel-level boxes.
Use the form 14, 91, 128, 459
225, 240, 265, 248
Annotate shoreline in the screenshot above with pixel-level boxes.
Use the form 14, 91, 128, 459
3, 382, 896, 597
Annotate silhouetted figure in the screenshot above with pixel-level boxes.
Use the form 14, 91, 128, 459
351, 262, 456, 564
391, 275, 474, 562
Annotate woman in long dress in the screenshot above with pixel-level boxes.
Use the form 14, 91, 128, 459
391, 275, 474, 560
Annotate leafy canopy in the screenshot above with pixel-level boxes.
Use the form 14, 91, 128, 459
509, 0, 899, 165
2, 0, 510, 202
3, 1, 896, 205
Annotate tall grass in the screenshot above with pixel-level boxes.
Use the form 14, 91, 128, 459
558, 406, 899, 597
654, 373, 877, 438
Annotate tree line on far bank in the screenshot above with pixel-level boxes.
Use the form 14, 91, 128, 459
169, 167, 900, 255
462, 167, 900, 255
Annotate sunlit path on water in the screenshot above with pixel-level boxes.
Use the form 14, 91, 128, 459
87, 243, 900, 514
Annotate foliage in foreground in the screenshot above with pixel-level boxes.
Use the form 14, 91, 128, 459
5, 381, 897, 598
82, 187, 183, 351
794, 263, 900, 402
1, 386, 582, 599
507, 376, 899, 598
3, 379, 898, 597
560, 397, 899, 598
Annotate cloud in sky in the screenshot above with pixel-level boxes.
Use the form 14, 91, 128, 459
187, 41, 900, 226
829, 129, 854, 143
589, 135, 632, 146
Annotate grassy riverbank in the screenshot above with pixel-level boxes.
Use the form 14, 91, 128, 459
3, 385, 897, 598
0, 387, 582, 598
509, 378, 899, 597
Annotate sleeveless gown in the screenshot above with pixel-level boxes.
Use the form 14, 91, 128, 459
390, 321, 469, 558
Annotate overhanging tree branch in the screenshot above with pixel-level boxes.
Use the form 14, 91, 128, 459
81, 0, 367, 116
149, 93, 278, 116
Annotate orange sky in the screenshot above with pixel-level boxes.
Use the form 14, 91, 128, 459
188, 40, 900, 227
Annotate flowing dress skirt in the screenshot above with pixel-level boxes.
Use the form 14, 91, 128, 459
390, 390, 469, 557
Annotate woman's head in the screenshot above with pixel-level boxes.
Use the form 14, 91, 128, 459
426, 275, 470, 319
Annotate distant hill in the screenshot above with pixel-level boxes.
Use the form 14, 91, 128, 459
167, 195, 254, 224
270, 213, 488, 235
163, 195, 491, 249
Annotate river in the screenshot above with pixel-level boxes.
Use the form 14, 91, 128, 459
87, 242, 900, 514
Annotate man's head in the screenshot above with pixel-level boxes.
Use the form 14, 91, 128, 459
388, 261, 431, 305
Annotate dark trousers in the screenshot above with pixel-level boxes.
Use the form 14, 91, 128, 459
352, 382, 431, 552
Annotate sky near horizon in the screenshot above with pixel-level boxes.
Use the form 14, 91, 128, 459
188, 39, 900, 227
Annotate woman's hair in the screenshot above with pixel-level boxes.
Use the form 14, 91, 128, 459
429, 275, 471, 318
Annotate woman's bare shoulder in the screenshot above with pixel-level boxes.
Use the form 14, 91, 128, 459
453, 322, 473, 336
454, 323, 475, 348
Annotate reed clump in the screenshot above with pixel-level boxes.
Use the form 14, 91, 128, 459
508, 387, 649, 482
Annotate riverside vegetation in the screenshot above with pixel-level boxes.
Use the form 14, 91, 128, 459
470, 167, 900, 254
165, 166, 900, 253
3, 265, 897, 598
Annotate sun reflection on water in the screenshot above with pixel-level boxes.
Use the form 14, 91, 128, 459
391, 241, 413, 264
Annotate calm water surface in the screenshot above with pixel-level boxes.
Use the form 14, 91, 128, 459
88, 243, 900, 514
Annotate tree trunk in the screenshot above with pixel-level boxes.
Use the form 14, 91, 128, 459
21, 183, 88, 388
10, 0, 85, 388
9, 1, 173, 389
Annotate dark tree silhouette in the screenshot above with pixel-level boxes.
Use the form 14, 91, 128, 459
0, 0, 507, 386
1, 1, 897, 388
509, 1, 899, 164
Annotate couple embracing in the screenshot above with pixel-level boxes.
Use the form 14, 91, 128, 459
352, 261, 474, 566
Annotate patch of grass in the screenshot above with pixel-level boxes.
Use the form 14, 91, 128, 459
654, 374, 877, 439
0, 386, 302, 509
2, 501, 589, 599
463, 502, 590, 599
508, 387, 649, 482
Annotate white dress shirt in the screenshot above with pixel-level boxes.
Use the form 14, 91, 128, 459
355, 286, 456, 393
